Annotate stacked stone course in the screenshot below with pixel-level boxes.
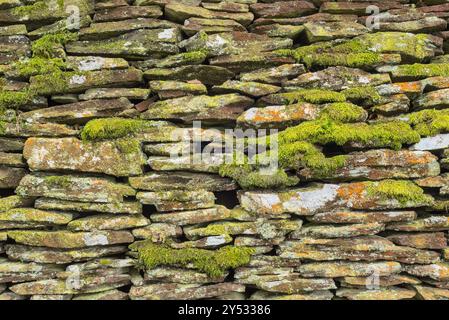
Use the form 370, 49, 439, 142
0, 0, 449, 300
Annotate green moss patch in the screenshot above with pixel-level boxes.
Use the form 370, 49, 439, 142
302, 52, 383, 69
81, 118, 155, 141
408, 109, 449, 137
393, 63, 449, 79
0, 90, 35, 111
366, 180, 433, 206
219, 160, 299, 190
319, 102, 367, 123
130, 240, 254, 277
12, 57, 67, 78
278, 119, 420, 150
31, 31, 78, 59
341, 87, 382, 105
277, 89, 346, 105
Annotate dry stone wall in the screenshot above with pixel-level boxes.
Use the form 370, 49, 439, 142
0, 0, 449, 300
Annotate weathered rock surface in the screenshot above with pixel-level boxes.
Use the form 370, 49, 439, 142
16, 174, 136, 203
23, 137, 146, 177
239, 181, 433, 215
0, 0, 448, 302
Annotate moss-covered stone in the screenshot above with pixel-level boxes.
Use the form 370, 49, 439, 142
278, 119, 420, 150
130, 240, 254, 277
408, 109, 449, 137
23, 137, 146, 177
390, 63, 449, 81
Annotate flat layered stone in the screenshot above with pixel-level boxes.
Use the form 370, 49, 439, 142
5, 244, 127, 264
249, 290, 333, 300
73, 289, 128, 300
0, 208, 73, 226
387, 216, 449, 232
144, 65, 234, 85
31, 295, 73, 300
0, 24, 27, 36
291, 223, 385, 239
150, 80, 207, 99
129, 283, 245, 300
21, 98, 134, 124
137, 51, 208, 70
411, 134, 449, 151
182, 18, 246, 36
304, 21, 368, 43
7, 230, 134, 249
422, 76, 449, 91
0, 167, 26, 189
237, 103, 318, 129
79, 18, 178, 40
148, 154, 224, 173
413, 88, 449, 110
299, 261, 401, 278
132, 223, 183, 242
142, 93, 253, 122
93, 6, 162, 22
210, 53, 294, 73
184, 219, 301, 240
66, 30, 179, 59
212, 80, 281, 98
308, 210, 416, 224
150, 206, 231, 226
34, 198, 142, 215
0, 137, 25, 152
371, 94, 410, 116
165, 3, 254, 26
414, 285, 449, 300
340, 274, 420, 287
137, 190, 216, 211
356, 32, 442, 62
257, 277, 336, 293
300, 149, 440, 181
23, 137, 146, 177
0, 1, 22, 10
145, 267, 226, 284
129, 172, 236, 192
30, 68, 144, 96
202, 2, 249, 13
321, 2, 403, 15
66, 56, 129, 72
284, 66, 391, 91
0, 291, 25, 300
239, 181, 433, 216
336, 287, 416, 300
182, 31, 292, 57
387, 232, 447, 249
16, 174, 136, 203
0, 122, 78, 138
251, 24, 304, 39
387, 63, 449, 82
9, 276, 131, 295
0, 152, 25, 167
171, 234, 233, 249
79, 88, 150, 101
0, 0, 93, 26
279, 236, 440, 264
250, 1, 316, 19
0, 259, 62, 274
404, 263, 449, 281
67, 214, 149, 231
239, 64, 306, 85
0, 195, 34, 212
145, 143, 194, 157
